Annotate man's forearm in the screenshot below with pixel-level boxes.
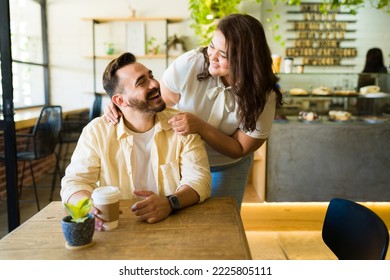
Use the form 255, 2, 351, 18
67, 190, 92, 204
174, 185, 200, 209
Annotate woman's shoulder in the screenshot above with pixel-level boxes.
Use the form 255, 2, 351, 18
162, 48, 206, 90
174, 48, 205, 65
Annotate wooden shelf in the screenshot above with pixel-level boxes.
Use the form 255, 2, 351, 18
82, 17, 183, 24
287, 19, 356, 23
83, 54, 169, 59
286, 38, 355, 41
287, 29, 356, 32
84, 15, 184, 92
287, 11, 352, 15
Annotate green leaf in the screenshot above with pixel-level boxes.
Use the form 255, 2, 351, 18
64, 197, 93, 223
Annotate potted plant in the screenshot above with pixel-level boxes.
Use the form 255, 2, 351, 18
146, 36, 160, 55
104, 42, 115, 55
61, 197, 95, 249
167, 34, 187, 56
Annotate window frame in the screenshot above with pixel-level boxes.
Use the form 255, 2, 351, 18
2, 0, 50, 109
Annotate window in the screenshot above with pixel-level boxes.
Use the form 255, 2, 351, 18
0, 0, 48, 109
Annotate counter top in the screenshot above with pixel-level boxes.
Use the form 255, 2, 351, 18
274, 115, 390, 125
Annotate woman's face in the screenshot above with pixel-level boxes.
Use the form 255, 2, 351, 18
207, 30, 230, 80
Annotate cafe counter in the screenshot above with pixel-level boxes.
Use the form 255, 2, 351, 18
265, 118, 390, 202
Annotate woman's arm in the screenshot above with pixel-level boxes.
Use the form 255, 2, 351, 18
160, 81, 180, 107
168, 112, 265, 158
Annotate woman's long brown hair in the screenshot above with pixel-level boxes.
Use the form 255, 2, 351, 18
197, 14, 283, 132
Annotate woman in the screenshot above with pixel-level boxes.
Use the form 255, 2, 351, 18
358, 47, 387, 90
357, 48, 388, 115
361, 48, 387, 74
104, 14, 283, 209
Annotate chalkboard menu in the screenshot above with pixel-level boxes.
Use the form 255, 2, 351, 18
285, 2, 357, 66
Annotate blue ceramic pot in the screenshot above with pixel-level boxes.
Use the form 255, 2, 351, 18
61, 213, 95, 247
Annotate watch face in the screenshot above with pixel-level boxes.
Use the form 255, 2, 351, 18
168, 195, 180, 210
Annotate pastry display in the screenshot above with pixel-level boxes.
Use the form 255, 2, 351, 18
312, 86, 333, 95
334, 89, 357, 95
298, 111, 319, 122
328, 110, 352, 121
359, 85, 380, 95
289, 88, 309, 95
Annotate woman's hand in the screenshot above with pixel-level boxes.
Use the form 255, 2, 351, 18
168, 112, 205, 135
103, 101, 121, 124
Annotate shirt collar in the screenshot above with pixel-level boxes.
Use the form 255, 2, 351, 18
115, 111, 172, 140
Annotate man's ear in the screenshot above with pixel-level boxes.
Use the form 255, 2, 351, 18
112, 94, 124, 108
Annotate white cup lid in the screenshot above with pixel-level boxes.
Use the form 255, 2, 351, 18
91, 186, 120, 204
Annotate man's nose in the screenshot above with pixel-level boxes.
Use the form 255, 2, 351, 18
150, 79, 160, 88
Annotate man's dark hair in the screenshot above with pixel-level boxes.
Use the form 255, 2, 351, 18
102, 52, 136, 98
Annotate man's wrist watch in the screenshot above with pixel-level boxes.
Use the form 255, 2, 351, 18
167, 195, 181, 211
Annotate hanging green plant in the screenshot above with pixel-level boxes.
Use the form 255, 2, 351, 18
189, 0, 243, 46
188, 0, 390, 47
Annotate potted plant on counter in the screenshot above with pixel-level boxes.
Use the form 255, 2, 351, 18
61, 197, 95, 250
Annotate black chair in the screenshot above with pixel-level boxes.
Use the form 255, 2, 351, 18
0, 106, 62, 211
322, 197, 389, 260
57, 94, 102, 174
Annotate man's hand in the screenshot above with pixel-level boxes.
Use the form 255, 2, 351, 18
91, 205, 123, 231
131, 190, 172, 223
90, 206, 104, 231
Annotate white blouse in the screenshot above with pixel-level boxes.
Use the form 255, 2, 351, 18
162, 49, 276, 166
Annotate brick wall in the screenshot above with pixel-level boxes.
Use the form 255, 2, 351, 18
0, 129, 57, 200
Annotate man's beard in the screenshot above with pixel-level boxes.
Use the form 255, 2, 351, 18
127, 88, 166, 113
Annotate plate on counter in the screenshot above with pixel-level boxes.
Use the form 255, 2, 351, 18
359, 116, 389, 123
298, 117, 322, 123
358, 92, 390, 98
274, 118, 289, 123
328, 117, 353, 123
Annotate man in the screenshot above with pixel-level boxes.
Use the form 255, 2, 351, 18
61, 52, 211, 228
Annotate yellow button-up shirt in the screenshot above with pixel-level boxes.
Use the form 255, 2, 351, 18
61, 108, 211, 203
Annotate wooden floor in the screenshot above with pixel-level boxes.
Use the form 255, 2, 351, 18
242, 184, 390, 260
1, 179, 390, 260
242, 202, 390, 260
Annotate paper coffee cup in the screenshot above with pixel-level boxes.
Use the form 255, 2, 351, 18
91, 186, 121, 230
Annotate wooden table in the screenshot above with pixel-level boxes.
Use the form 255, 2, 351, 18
0, 198, 251, 260
1, 106, 89, 130
13, 106, 89, 130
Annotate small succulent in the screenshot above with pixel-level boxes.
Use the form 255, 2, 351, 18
64, 197, 93, 223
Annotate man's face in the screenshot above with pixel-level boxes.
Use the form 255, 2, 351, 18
115, 62, 166, 113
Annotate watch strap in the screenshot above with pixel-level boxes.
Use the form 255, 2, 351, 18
167, 195, 181, 211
